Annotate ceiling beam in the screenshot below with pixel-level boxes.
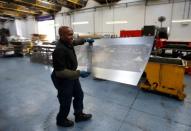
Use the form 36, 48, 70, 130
67, 0, 83, 6
57, 0, 84, 9
13, 0, 61, 12
0, 9, 26, 18
0, 1, 39, 15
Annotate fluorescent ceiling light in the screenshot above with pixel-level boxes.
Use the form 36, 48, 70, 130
172, 19, 191, 23
72, 21, 89, 25
106, 21, 128, 24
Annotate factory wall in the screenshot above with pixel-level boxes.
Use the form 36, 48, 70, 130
25, 16, 38, 38
4, 0, 191, 41
3, 21, 17, 36
55, 0, 191, 41
15, 19, 27, 38
145, 1, 191, 41
55, 13, 70, 38
170, 2, 191, 41
2, 16, 37, 39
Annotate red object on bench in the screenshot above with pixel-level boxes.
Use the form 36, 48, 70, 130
120, 30, 142, 37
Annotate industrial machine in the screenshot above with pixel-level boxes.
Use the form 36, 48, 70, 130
139, 57, 186, 100
140, 23, 188, 100
120, 16, 189, 100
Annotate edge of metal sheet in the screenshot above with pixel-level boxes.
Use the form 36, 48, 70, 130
93, 36, 154, 46
92, 67, 141, 85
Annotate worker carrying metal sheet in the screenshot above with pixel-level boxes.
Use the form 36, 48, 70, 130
51, 26, 94, 127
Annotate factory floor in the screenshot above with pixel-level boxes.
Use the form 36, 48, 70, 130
0, 57, 191, 131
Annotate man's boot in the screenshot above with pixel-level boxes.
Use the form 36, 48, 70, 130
75, 112, 92, 122
56, 118, 74, 127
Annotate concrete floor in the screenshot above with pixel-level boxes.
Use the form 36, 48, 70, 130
0, 57, 191, 131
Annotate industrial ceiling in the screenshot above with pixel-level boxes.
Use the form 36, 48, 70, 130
0, 0, 86, 21
0, 0, 121, 22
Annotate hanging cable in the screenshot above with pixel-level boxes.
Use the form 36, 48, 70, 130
143, 0, 148, 25
188, 0, 191, 18
183, 0, 186, 19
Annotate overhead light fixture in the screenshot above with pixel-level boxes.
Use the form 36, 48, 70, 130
72, 21, 89, 25
106, 20, 128, 24
172, 19, 191, 23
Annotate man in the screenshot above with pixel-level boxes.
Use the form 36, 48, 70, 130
51, 26, 92, 127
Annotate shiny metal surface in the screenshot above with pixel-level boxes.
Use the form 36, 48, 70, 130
92, 36, 154, 86
92, 67, 142, 85
75, 44, 92, 71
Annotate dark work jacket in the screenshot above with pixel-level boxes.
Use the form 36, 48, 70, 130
52, 40, 78, 71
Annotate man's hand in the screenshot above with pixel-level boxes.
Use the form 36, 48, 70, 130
84, 38, 95, 44
80, 71, 91, 78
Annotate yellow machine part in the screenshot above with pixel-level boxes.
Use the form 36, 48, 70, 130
139, 62, 186, 100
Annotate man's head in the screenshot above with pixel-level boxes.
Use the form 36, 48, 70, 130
59, 26, 73, 45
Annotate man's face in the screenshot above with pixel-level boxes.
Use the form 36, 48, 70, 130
60, 27, 73, 45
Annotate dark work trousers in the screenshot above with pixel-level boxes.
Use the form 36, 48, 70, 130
51, 71, 84, 121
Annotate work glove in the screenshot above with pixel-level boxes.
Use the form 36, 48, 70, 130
80, 71, 91, 78
84, 38, 95, 44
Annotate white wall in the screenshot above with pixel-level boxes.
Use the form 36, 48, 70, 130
2, 20, 27, 37
37, 20, 55, 42
72, 10, 94, 34
25, 16, 38, 38
10, 18, 35, 38
114, 5, 145, 31
54, 7, 71, 38
145, 4, 172, 27
1, 16, 37, 39
60, 0, 190, 40
10, 0, 191, 41
3, 21, 17, 36
15, 19, 27, 37
55, 13, 71, 38
169, 2, 191, 41
94, 5, 145, 34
